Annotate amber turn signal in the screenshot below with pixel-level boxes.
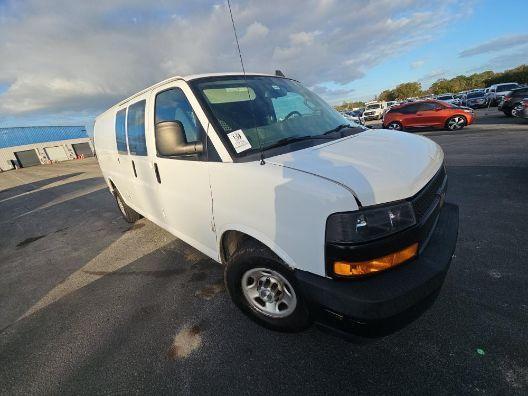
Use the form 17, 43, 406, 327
333, 243, 419, 277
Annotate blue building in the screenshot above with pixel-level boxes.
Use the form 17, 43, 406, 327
0, 126, 93, 170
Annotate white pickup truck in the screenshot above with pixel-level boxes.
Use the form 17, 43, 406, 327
363, 101, 388, 121
94, 73, 459, 332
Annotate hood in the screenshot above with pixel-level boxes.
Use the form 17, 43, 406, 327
268, 129, 444, 206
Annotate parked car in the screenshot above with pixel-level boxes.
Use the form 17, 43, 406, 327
464, 90, 488, 108
485, 82, 520, 106
455, 93, 467, 106
94, 72, 459, 332
435, 93, 462, 106
383, 100, 474, 131
512, 98, 528, 119
363, 101, 388, 120
498, 86, 528, 116
383, 101, 399, 117
342, 110, 365, 125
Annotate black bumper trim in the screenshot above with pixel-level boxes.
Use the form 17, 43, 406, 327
294, 202, 459, 322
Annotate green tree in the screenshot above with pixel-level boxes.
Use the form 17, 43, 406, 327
392, 82, 423, 99
429, 79, 457, 94
378, 89, 396, 101
335, 101, 365, 112
484, 65, 528, 85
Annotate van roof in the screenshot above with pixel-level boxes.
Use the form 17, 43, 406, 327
97, 72, 278, 119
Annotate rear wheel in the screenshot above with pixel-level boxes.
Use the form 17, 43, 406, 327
386, 121, 403, 131
445, 115, 466, 131
225, 241, 311, 332
114, 189, 142, 223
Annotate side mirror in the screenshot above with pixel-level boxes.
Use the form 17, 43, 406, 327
435, 107, 442, 111
155, 121, 204, 156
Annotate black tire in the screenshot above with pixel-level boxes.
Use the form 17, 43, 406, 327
445, 115, 467, 131
224, 241, 311, 332
385, 121, 403, 131
503, 108, 513, 117
114, 189, 142, 223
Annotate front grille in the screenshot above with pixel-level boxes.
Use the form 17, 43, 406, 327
411, 166, 447, 222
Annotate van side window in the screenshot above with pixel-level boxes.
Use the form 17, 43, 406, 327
115, 109, 127, 154
127, 100, 147, 156
155, 88, 203, 144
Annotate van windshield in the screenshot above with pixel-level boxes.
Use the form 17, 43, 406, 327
191, 76, 354, 156
366, 104, 381, 109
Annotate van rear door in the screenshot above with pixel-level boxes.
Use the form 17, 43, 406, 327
113, 107, 135, 204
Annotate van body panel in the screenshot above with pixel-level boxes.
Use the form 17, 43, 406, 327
267, 129, 443, 207
210, 160, 357, 276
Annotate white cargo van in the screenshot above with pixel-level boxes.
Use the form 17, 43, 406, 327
94, 73, 458, 332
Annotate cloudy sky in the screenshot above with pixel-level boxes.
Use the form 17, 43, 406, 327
0, 0, 527, 132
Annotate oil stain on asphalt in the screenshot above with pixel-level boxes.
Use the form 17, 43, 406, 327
195, 282, 225, 300
167, 324, 202, 360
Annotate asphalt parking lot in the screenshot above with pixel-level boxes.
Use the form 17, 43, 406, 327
1, 108, 527, 394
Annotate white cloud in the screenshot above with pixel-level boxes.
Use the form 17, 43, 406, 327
241, 21, 269, 43
411, 60, 425, 69
418, 69, 446, 83
289, 31, 319, 46
311, 84, 355, 103
0, 0, 468, 122
459, 34, 528, 57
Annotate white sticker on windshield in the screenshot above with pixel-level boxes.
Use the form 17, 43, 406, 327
227, 129, 252, 153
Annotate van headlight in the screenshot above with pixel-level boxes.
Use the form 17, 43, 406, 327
326, 202, 416, 244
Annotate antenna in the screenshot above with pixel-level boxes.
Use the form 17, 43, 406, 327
226, 0, 265, 164
227, 0, 245, 75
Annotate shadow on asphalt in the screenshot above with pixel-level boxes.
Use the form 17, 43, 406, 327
0, 177, 105, 223
0, 172, 83, 201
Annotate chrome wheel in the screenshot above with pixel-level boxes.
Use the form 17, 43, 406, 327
387, 122, 402, 130
241, 268, 297, 318
447, 116, 465, 130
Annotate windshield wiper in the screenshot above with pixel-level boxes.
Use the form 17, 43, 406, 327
323, 123, 353, 135
260, 124, 359, 152
263, 134, 333, 151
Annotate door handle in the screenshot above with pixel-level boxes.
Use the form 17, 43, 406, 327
154, 163, 161, 184
131, 160, 137, 177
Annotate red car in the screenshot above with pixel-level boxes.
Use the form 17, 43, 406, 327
383, 100, 475, 131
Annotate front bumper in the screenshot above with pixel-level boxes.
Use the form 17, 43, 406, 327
294, 202, 459, 324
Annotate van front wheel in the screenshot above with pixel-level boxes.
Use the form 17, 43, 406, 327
225, 242, 311, 332
114, 190, 142, 223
